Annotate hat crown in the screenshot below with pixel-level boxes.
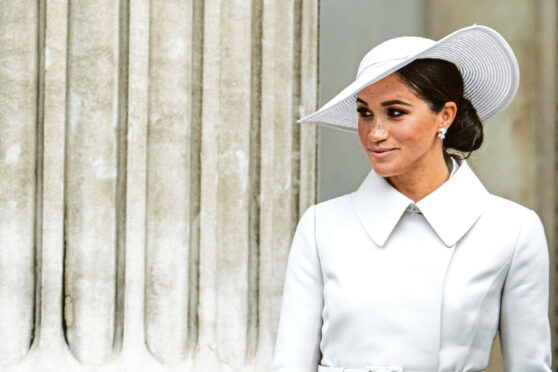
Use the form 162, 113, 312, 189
357, 36, 435, 77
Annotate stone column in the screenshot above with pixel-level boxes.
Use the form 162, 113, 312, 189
63, 0, 122, 363
0, 0, 318, 370
0, 0, 38, 364
427, 1, 557, 370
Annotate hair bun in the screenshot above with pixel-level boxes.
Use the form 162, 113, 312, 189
445, 97, 483, 155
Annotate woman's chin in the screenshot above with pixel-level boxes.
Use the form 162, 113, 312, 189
370, 162, 401, 178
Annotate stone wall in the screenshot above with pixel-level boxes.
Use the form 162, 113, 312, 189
0, 0, 318, 370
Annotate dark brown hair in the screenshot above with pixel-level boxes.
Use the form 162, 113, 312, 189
397, 58, 483, 159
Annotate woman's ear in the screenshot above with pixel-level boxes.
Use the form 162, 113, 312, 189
440, 101, 457, 129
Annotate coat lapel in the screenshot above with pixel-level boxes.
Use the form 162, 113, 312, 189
352, 169, 412, 247
352, 160, 489, 247
417, 161, 489, 246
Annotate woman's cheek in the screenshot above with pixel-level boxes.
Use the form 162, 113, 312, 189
357, 121, 369, 146
392, 124, 421, 146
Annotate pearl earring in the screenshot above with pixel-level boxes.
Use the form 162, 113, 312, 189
437, 128, 447, 139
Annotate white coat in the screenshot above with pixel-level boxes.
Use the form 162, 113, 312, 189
272, 160, 551, 372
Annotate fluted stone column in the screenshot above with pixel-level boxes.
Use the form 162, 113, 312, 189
0, 0, 38, 364
427, 1, 557, 370
0, 0, 318, 370
64, 0, 123, 363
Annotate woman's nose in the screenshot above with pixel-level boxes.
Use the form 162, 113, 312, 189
368, 125, 388, 142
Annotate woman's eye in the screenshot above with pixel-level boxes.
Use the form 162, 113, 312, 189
387, 108, 406, 117
357, 107, 373, 118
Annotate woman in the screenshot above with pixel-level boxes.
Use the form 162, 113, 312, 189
272, 25, 551, 372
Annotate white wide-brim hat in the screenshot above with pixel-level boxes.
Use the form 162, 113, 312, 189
299, 25, 519, 132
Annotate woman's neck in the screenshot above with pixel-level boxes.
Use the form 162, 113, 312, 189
387, 155, 451, 203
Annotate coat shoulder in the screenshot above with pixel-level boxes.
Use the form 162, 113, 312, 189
484, 193, 534, 219
295, 193, 357, 236
482, 193, 543, 235
313, 192, 355, 217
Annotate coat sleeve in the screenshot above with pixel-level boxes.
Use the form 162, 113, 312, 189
272, 205, 323, 372
499, 210, 552, 371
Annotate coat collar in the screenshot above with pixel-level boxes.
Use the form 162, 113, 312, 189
352, 160, 489, 247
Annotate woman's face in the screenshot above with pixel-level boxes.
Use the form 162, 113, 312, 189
356, 72, 450, 179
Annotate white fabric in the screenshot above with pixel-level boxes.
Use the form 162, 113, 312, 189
318, 366, 405, 372
317, 367, 479, 372
298, 25, 519, 132
272, 161, 551, 372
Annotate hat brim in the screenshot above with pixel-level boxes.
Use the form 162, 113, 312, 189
299, 25, 520, 132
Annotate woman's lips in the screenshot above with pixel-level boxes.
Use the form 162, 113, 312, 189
368, 148, 397, 159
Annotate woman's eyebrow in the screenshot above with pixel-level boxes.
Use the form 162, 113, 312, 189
356, 97, 368, 106
381, 100, 412, 107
